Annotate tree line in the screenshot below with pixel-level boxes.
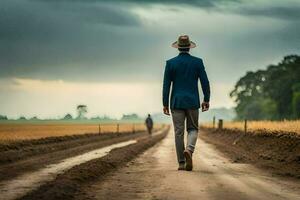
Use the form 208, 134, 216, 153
230, 55, 300, 120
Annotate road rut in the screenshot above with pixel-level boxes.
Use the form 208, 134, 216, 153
82, 130, 300, 200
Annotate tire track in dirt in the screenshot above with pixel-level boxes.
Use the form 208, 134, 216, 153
0, 140, 137, 200
0, 132, 131, 165
15, 128, 169, 200
0, 131, 146, 181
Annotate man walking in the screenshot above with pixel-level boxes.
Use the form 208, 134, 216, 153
162, 35, 210, 171
145, 114, 154, 135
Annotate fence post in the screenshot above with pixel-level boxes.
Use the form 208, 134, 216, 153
116, 124, 119, 133
244, 119, 247, 134
98, 124, 101, 134
218, 119, 223, 130
132, 124, 135, 133
213, 116, 216, 129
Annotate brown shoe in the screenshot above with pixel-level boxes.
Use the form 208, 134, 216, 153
184, 150, 193, 171
178, 163, 185, 170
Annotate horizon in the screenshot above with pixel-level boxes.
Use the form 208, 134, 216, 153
0, 106, 234, 120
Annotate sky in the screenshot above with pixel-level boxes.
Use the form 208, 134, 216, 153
0, 0, 299, 119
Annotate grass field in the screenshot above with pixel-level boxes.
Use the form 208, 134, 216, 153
201, 120, 300, 135
0, 123, 164, 143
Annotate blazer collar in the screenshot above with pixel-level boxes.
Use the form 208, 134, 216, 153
179, 52, 190, 56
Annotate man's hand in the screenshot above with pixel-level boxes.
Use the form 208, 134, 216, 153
163, 106, 170, 115
201, 102, 210, 112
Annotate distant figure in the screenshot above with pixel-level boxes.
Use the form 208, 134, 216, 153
145, 114, 154, 135
162, 35, 210, 171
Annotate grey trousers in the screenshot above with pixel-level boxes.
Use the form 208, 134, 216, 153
171, 109, 199, 164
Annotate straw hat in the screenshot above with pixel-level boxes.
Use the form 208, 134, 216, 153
172, 35, 196, 48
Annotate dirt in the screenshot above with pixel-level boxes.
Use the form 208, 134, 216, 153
200, 127, 300, 179
74, 129, 300, 200
1, 126, 300, 200
18, 129, 168, 200
0, 131, 146, 181
0, 131, 137, 164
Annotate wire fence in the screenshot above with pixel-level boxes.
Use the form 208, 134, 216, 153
201, 117, 300, 135
0, 123, 166, 142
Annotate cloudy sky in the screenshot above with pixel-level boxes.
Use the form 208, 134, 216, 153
0, 0, 299, 119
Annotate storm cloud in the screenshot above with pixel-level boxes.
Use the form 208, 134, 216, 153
36, 0, 300, 20
0, 0, 299, 82
0, 0, 143, 80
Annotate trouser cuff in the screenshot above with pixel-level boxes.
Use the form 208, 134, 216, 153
186, 145, 195, 153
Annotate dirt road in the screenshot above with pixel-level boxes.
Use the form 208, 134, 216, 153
0, 131, 146, 181
81, 130, 300, 200
0, 129, 168, 200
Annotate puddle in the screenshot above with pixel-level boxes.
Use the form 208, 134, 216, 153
0, 139, 137, 200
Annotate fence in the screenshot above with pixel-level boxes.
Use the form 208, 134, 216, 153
209, 116, 248, 134
203, 117, 300, 135
97, 123, 163, 134
0, 123, 165, 142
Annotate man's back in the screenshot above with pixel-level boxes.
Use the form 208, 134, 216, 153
163, 52, 210, 110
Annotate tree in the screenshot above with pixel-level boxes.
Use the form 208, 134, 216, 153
230, 55, 300, 120
63, 114, 73, 120
77, 105, 87, 119
19, 116, 26, 120
0, 115, 8, 120
263, 55, 300, 119
121, 113, 139, 120
30, 116, 39, 120
292, 83, 300, 118
230, 70, 267, 120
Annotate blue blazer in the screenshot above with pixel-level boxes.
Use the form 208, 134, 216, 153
163, 52, 210, 109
